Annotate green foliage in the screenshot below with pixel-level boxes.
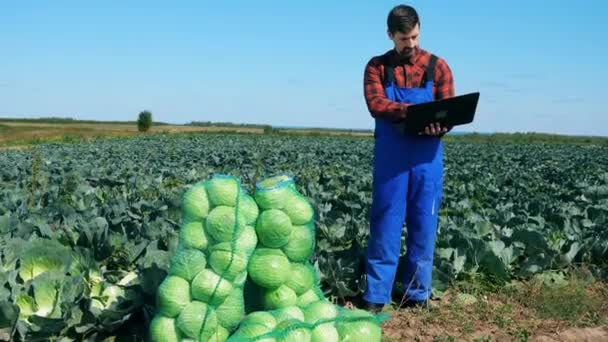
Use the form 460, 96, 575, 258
0, 134, 607, 340
443, 131, 608, 146
137, 110, 153, 132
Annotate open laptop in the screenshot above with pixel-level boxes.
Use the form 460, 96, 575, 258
394, 92, 480, 135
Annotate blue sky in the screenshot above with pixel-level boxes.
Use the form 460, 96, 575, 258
1, 1, 607, 136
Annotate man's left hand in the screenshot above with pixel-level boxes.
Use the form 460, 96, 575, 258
419, 122, 450, 136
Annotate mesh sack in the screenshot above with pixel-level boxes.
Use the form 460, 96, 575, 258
150, 174, 388, 341
227, 300, 388, 342
247, 175, 317, 302
149, 174, 259, 342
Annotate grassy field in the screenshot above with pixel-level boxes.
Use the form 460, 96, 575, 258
0, 120, 265, 147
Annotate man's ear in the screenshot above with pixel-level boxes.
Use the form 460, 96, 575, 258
387, 29, 393, 40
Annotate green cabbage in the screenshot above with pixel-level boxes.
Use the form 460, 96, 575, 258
169, 248, 207, 282
335, 309, 382, 342
254, 176, 293, 210
31, 272, 62, 318
282, 224, 315, 262
206, 206, 247, 243
19, 239, 71, 282
209, 242, 248, 281
206, 176, 240, 207
208, 325, 230, 342
263, 285, 297, 309
311, 323, 339, 342
285, 263, 315, 295
282, 192, 314, 225
156, 276, 191, 318
149, 315, 182, 342
15, 295, 36, 319
234, 225, 258, 257
182, 181, 210, 221
229, 322, 273, 340
238, 193, 260, 226
89, 281, 142, 323
248, 248, 290, 289
176, 301, 218, 340
191, 269, 233, 306
179, 221, 209, 251
256, 209, 293, 248
272, 306, 305, 323
297, 289, 322, 307
275, 319, 311, 342
233, 271, 248, 288
240, 311, 277, 330
303, 300, 339, 323
215, 287, 246, 330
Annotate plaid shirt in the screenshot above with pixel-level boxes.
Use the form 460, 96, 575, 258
363, 48, 455, 119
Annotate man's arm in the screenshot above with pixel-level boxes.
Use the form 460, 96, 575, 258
432, 57, 455, 137
434, 57, 455, 100
363, 58, 409, 121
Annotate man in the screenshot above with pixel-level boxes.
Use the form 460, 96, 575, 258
362, 4, 455, 312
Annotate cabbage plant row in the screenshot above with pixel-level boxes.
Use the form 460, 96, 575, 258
0, 134, 607, 340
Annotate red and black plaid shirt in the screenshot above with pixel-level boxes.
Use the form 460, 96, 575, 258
363, 48, 455, 119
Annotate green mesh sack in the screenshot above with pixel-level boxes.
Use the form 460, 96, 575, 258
246, 176, 320, 311
151, 174, 388, 342
248, 175, 315, 277
227, 301, 388, 342
150, 174, 260, 342
257, 176, 315, 260
254, 261, 320, 311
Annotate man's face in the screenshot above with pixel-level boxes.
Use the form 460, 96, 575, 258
388, 24, 420, 57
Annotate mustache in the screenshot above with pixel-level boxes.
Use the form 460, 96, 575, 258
399, 47, 416, 54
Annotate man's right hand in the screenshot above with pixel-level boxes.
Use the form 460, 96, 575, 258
419, 122, 450, 136
391, 108, 408, 122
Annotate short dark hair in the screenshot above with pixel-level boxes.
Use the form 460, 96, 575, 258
387, 4, 420, 34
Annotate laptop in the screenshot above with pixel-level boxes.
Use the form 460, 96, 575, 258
394, 92, 480, 135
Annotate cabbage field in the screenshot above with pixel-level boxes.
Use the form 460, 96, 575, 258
1, 133, 607, 341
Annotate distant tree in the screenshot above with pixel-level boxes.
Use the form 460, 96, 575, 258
137, 110, 153, 132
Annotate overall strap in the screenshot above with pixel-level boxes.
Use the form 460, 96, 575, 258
423, 54, 438, 85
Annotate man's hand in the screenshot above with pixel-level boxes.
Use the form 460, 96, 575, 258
419, 122, 450, 136
391, 108, 408, 122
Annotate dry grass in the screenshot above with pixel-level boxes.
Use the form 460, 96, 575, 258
0, 120, 264, 147
380, 271, 608, 341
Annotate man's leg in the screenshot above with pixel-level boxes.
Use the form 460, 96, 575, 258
401, 160, 443, 303
364, 166, 409, 305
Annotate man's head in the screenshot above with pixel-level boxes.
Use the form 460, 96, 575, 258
387, 5, 420, 58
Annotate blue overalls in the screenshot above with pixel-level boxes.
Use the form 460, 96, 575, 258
364, 54, 444, 304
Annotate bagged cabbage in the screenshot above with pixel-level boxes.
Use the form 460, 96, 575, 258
227, 300, 385, 342
149, 174, 259, 342
150, 174, 386, 342
247, 175, 320, 311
